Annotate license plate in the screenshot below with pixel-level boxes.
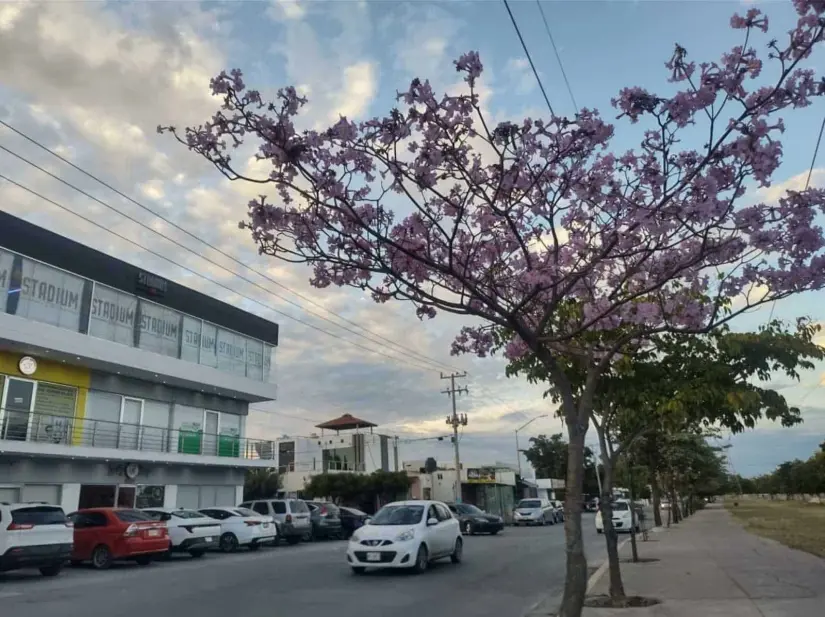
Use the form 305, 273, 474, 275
205, 537, 212, 542
366, 552, 381, 562
147, 529, 160, 537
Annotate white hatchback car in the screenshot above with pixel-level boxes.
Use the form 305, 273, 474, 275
142, 508, 222, 558
595, 500, 638, 534
198, 507, 277, 552
347, 500, 461, 575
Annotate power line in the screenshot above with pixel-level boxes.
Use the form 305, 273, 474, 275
0, 150, 454, 375
767, 111, 825, 321
502, 0, 555, 116
0, 120, 464, 375
0, 172, 441, 374
535, 0, 578, 114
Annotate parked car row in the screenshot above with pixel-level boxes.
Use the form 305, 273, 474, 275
0, 499, 373, 579
1, 497, 517, 580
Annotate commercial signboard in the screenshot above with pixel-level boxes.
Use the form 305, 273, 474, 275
466, 467, 497, 484
0, 248, 87, 331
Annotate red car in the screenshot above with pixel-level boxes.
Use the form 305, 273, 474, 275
67, 508, 168, 569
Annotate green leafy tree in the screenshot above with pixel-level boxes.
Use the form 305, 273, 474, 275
243, 468, 281, 500
502, 318, 823, 603
523, 433, 600, 496
303, 471, 412, 511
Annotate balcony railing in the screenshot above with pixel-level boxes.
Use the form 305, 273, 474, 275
0, 409, 276, 461
279, 460, 367, 473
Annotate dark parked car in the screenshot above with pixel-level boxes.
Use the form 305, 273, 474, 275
305, 502, 343, 540
446, 503, 504, 535
338, 506, 369, 539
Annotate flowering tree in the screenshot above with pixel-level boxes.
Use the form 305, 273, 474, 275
164, 4, 825, 615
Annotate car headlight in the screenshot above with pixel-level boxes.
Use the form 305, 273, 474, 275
350, 531, 362, 542
395, 529, 415, 542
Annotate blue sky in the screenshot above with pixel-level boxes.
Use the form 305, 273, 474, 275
0, 0, 822, 476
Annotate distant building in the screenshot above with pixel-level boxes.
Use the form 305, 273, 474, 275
403, 459, 517, 522
275, 414, 399, 495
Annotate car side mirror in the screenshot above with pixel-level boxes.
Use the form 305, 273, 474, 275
363, 517, 372, 525
427, 517, 439, 526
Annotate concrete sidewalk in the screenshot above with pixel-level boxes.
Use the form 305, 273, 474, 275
583, 504, 825, 617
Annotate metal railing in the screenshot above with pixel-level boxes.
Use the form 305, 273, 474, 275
0, 408, 276, 461
278, 460, 367, 473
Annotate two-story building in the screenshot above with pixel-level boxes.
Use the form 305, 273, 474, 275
0, 211, 279, 512
276, 414, 399, 494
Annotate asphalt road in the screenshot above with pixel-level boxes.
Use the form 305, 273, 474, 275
0, 514, 608, 617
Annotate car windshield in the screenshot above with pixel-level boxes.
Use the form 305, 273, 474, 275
289, 500, 309, 513
370, 505, 424, 525
459, 504, 484, 515
172, 510, 205, 519
518, 500, 541, 509
233, 508, 257, 517
613, 502, 630, 511
11, 506, 66, 526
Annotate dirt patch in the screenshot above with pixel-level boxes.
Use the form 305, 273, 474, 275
620, 557, 660, 563
584, 595, 662, 609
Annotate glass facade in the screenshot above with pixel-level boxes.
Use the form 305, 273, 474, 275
1, 247, 276, 383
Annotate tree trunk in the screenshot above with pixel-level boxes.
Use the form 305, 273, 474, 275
557, 414, 589, 617
651, 473, 663, 527
594, 425, 625, 600
670, 482, 681, 524
628, 465, 639, 563
598, 496, 625, 600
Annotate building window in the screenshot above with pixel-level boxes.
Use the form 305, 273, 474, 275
135, 485, 165, 508
89, 283, 138, 347
31, 382, 77, 445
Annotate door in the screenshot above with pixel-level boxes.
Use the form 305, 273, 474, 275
425, 505, 446, 555
202, 410, 219, 455
118, 398, 143, 449
1, 378, 36, 441
115, 485, 136, 508
434, 503, 456, 555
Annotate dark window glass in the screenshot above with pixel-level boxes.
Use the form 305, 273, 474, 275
252, 503, 269, 516
289, 500, 308, 513
11, 506, 66, 526
272, 501, 287, 514
115, 509, 153, 522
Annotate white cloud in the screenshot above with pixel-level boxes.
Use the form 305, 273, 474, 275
268, 0, 307, 22
753, 168, 825, 204
331, 62, 378, 121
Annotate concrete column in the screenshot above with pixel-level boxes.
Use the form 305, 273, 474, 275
61, 483, 81, 512
234, 485, 243, 505
163, 485, 178, 508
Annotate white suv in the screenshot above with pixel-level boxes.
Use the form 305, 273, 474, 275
142, 508, 222, 558
0, 503, 73, 577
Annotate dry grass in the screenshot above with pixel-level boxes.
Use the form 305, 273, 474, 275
727, 499, 825, 558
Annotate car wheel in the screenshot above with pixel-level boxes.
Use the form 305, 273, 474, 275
190, 550, 205, 558
463, 521, 474, 535
91, 545, 113, 570
450, 537, 463, 564
220, 532, 239, 553
248, 542, 261, 552
286, 536, 301, 545
490, 529, 500, 535
412, 544, 429, 574
135, 556, 152, 566
70, 559, 83, 567
351, 566, 366, 575
39, 564, 62, 577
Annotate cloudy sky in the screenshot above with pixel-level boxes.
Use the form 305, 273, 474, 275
0, 0, 823, 476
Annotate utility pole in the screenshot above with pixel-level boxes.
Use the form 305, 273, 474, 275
442, 372, 468, 503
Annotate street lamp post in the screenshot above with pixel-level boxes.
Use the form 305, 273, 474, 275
515, 415, 549, 478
